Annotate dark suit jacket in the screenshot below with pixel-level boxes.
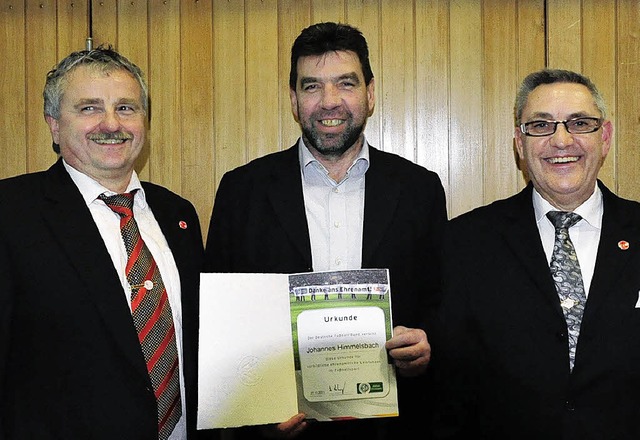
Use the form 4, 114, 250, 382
204, 144, 447, 439
0, 159, 204, 439
431, 181, 640, 440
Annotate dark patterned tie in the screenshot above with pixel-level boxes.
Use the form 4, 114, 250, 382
547, 211, 585, 371
100, 192, 181, 439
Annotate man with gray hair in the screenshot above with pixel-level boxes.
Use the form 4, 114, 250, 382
0, 45, 204, 439
431, 69, 640, 439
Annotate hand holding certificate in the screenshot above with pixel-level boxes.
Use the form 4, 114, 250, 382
197, 269, 399, 430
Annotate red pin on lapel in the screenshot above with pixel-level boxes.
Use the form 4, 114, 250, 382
618, 240, 629, 250
179, 221, 188, 229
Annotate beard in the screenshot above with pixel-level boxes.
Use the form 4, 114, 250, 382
300, 117, 366, 158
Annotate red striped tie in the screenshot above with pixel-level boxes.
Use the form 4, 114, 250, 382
100, 192, 181, 440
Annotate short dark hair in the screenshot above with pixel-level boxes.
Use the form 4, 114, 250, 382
514, 68, 606, 126
289, 22, 374, 90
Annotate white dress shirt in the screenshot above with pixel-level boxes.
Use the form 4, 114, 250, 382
63, 160, 186, 440
533, 185, 603, 297
299, 138, 369, 272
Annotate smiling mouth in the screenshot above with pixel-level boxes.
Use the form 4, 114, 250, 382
320, 119, 344, 127
547, 156, 579, 164
88, 134, 133, 145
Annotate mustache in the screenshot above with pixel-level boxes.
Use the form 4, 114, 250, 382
87, 132, 133, 141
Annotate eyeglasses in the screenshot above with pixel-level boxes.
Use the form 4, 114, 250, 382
520, 117, 603, 137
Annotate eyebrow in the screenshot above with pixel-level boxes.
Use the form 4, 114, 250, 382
526, 111, 593, 120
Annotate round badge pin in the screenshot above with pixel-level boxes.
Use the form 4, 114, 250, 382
144, 280, 154, 290
179, 221, 188, 229
618, 240, 630, 250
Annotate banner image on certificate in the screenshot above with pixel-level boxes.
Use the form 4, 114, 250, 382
197, 269, 398, 430
289, 269, 398, 421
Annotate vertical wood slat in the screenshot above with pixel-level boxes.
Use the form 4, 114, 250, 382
415, 0, 450, 199
581, 0, 616, 189
616, 0, 640, 199
546, 0, 582, 72
0, 0, 27, 178
91, 0, 117, 47
449, 0, 483, 216
212, 0, 246, 185
245, 0, 280, 161
148, 0, 181, 191
181, 0, 215, 237
25, 0, 58, 173
379, 1, 416, 161
277, 0, 310, 151
482, 0, 521, 202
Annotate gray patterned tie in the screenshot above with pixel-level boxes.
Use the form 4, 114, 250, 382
547, 211, 585, 371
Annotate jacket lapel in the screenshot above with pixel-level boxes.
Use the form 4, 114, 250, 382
41, 161, 151, 380
582, 182, 640, 324
361, 147, 402, 266
501, 185, 567, 319
267, 145, 313, 268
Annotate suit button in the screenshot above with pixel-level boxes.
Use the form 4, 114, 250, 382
565, 400, 575, 411
557, 331, 566, 340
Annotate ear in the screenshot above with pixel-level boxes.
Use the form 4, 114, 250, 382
600, 119, 613, 158
514, 126, 525, 160
366, 78, 375, 116
289, 87, 300, 123
45, 115, 60, 145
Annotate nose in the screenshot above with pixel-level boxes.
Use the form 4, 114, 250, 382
549, 122, 573, 148
99, 109, 121, 131
321, 84, 341, 109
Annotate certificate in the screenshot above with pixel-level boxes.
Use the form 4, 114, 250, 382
197, 269, 398, 430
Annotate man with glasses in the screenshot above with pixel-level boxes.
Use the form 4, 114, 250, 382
430, 69, 640, 439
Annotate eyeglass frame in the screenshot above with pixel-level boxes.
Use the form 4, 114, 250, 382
519, 116, 604, 137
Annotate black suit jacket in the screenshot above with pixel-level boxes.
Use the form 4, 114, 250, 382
431, 181, 640, 440
0, 159, 204, 439
204, 144, 447, 439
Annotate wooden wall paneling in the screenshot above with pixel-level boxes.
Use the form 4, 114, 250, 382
25, 0, 58, 173
277, 0, 310, 149
379, 0, 416, 160
0, 0, 27, 178
415, 0, 450, 201
148, 0, 181, 192
448, 0, 483, 218
115, 0, 149, 179
482, 0, 522, 203
56, 0, 89, 55
245, 0, 280, 161
346, 0, 381, 151
91, 0, 118, 48
515, 0, 545, 183
581, 0, 617, 189
616, 0, 640, 200
212, 0, 246, 186
546, 0, 582, 71
311, 0, 345, 23
181, 0, 215, 236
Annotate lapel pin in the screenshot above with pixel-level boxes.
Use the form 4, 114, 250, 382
179, 221, 188, 229
618, 240, 630, 250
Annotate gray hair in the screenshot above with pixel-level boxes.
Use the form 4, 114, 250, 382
514, 69, 606, 126
43, 44, 148, 120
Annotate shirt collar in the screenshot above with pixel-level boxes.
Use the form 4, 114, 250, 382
62, 158, 146, 207
298, 137, 370, 185
532, 183, 603, 229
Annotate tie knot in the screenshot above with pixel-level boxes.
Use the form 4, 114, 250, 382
546, 211, 582, 230
99, 192, 135, 215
